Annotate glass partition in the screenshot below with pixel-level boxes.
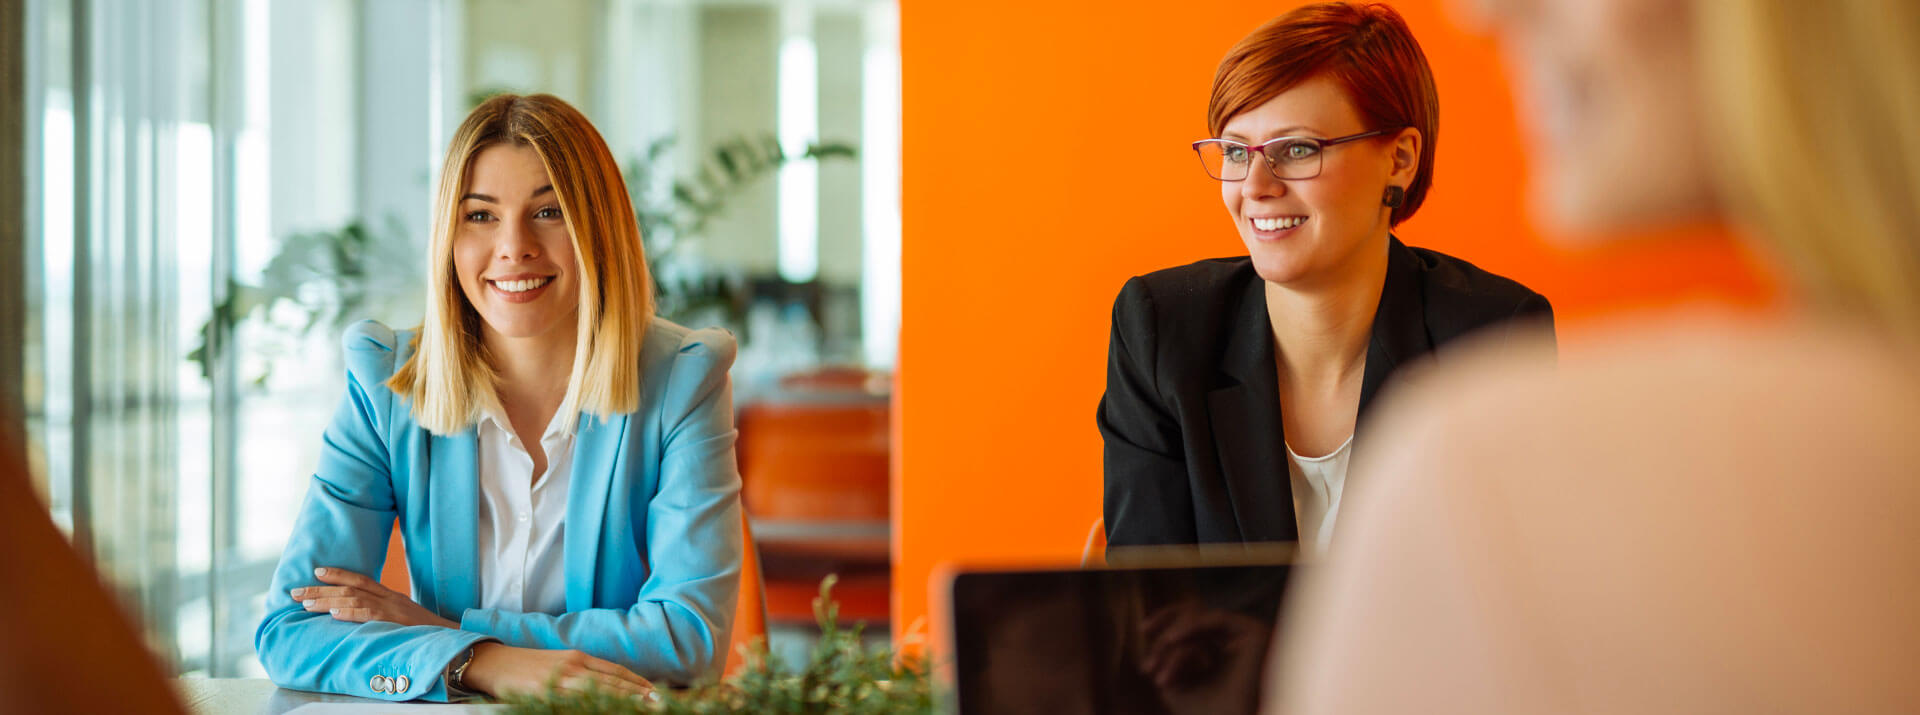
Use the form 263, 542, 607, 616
19, 0, 899, 676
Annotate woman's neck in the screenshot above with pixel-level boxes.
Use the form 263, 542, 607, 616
483, 318, 579, 420
1265, 237, 1391, 385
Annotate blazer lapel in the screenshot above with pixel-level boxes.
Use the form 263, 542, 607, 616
427, 429, 481, 618
565, 411, 628, 611
1206, 275, 1300, 544
1357, 236, 1434, 422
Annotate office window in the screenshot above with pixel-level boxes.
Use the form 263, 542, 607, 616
20, 0, 899, 676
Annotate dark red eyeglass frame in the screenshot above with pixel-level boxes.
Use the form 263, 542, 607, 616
1191, 128, 1395, 180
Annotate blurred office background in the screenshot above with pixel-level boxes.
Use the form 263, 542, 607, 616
9, 0, 1795, 684
15, 0, 899, 676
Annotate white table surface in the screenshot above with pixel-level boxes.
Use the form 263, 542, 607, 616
172, 678, 507, 715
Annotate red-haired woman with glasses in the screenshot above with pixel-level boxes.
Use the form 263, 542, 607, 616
1100, 2, 1552, 556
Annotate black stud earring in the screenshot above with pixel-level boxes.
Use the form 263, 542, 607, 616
1382, 185, 1406, 209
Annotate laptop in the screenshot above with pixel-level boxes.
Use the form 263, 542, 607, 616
946, 546, 1299, 715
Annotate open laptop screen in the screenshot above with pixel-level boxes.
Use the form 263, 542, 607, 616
949, 558, 1295, 715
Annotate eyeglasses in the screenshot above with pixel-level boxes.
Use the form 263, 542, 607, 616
1191, 129, 1392, 181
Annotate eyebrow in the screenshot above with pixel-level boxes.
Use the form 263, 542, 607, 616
1222, 125, 1324, 142
461, 185, 555, 203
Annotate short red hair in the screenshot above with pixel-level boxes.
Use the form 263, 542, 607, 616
1207, 2, 1439, 225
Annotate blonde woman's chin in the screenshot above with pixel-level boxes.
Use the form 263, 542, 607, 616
1269, 309, 1920, 715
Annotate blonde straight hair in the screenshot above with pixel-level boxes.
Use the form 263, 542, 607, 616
1697, 1, 1920, 337
389, 94, 654, 434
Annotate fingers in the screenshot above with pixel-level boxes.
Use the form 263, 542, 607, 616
1141, 605, 1207, 648
555, 671, 650, 699
292, 591, 379, 622
289, 567, 382, 603
581, 656, 654, 691
313, 566, 378, 589
1146, 640, 1211, 691
469, 650, 655, 701
300, 596, 368, 613
327, 607, 376, 623
1140, 607, 1180, 644
288, 586, 359, 601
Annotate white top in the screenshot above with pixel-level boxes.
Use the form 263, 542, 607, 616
1286, 434, 1354, 556
475, 406, 575, 615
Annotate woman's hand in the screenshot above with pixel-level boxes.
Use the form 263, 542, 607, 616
289, 567, 457, 629
1136, 602, 1271, 715
460, 642, 654, 699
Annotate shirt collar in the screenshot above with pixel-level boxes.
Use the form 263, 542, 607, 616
478, 404, 576, 444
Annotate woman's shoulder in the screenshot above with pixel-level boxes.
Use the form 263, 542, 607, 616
1110, 256, 1259, 323
1397, 240, 1548, 309
1108, 257, 1261, 355
1365, 313, 1920, 488
639, 316, 738, 374
1122, 256, 1257, 300
339, 319, 415, 385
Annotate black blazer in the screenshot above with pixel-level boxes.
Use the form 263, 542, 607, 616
1100, 237, 1553, 549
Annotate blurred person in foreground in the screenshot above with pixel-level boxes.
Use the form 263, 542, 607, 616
0, 431, 185, 714
1272, 1, 1920, 713
1101, 2, 1552, 558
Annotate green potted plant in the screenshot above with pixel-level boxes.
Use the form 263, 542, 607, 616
504, 577, 935, 715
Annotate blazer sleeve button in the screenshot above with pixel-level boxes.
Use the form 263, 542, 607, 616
395, 675, 410, 693
370, 675, 390, 693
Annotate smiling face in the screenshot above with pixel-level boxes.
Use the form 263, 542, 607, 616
1221, 74, 1418, 287
452, 143, 580, 345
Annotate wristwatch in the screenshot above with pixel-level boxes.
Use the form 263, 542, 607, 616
445, 645, 478, 696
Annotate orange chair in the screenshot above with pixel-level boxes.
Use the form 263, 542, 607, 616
380, 522, 410, 594
738, 402, 889, 535
737, 368, 892, 626
1082, 516, 1107, 567
725, 516, 770, 678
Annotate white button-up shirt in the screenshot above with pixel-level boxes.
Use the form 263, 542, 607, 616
475, 406, 575, 615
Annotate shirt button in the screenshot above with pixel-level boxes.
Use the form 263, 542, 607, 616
517, 512, 529, 522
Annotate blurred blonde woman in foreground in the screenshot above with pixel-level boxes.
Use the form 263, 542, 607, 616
1273, 0, 1920, 712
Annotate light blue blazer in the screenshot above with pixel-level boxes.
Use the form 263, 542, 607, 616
255, 318, 743, 701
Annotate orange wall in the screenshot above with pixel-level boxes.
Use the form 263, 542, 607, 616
893, 0, 1777, 651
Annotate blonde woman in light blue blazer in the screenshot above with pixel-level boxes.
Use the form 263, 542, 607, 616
255, 94, 742, 702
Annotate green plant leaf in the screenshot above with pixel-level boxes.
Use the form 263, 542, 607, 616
501, 575, 934, 715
